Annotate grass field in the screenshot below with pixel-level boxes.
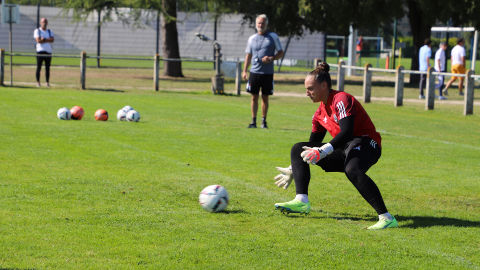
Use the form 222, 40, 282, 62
0, 85, 479, 269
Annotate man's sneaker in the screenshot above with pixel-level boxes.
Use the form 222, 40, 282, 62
439, 96, 447, 100
419, 95, 425, 99
46, 83, 51, 87
261, 122, 268, 129
247, 123, 257, 128
36, 83, 41, 87
443, 89, 449, 96
275, 199, 311, 215
459, 92, 464, 96
367, 216, 398, 230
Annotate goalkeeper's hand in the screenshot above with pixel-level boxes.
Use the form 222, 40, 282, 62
300, 143, 333, 165
274, 165, 293, 189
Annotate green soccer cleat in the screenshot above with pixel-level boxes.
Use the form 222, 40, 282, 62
275, 199, 311, 215
367, 216, 399, 230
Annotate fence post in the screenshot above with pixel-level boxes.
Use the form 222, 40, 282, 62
394, 65, 404, 107
464, 69, 474, 115
0, 49, 4, 86
80, 51, 86, 90
314, 58, 322, 68
337, 60, 345, 92
154, 54, 160, 91
363, 63, 372, 103
425, 67, 435, 110
235, 61, 241, 95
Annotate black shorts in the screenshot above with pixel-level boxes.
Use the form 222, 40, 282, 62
246, 73, 274, 95
317, 137, 381, 173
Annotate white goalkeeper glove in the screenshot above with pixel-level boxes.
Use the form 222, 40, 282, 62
274, 165, 293, 189
300, 143, 334, 165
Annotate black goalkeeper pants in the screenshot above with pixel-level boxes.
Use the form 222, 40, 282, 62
290, 137, 388, 215
36, 52, 52, 83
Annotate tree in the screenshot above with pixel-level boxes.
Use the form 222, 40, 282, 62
160, 0, 183, 77
237, 0, 402, 38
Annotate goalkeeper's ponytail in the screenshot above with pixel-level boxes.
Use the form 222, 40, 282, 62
308, 62, 332, 89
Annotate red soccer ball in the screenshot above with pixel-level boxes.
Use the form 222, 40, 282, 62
70, 106, 84, 120
94, 109, 108, 121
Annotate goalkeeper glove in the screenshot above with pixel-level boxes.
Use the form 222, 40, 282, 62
300, 143, 334, 165
274, 165, 293, 189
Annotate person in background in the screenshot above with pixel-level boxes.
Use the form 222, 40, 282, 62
242, 14, 283, 129
443, 38, 466, 96
356, 35, 363, 63
435, 42, 447, 100
418, 39, 432, 99
34, 17, 54, 87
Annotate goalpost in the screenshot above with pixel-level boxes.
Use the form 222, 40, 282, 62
431, 27, 478, 71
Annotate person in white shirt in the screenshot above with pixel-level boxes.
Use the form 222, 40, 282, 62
33, 18, 54, 87
434, 42, 447, 100
443, 38, 466, 96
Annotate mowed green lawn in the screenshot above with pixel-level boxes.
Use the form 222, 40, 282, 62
0, 86, 479, 269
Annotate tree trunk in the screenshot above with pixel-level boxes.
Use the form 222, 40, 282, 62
162, 0, 184, 77
407, 0, 431, 84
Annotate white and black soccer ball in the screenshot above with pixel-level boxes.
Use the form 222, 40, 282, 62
199, 185, 229, 213
122, 105, 134, 113
57, 107, 71, 120
117, 109, 127, 121
126, 110, 140, 122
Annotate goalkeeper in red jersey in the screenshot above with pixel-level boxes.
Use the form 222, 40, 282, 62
273, 63, 397, 230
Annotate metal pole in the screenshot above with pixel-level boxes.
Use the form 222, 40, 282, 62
97, 10, 101, 68
213, 17, 217, 70
154, 54, 159, 91
0, 48, 4, 86
36, 1, 40, 29
471, 30, 478, 71
156, 11, 160, 55
9, 6, 13, 86
392, 19, 397, 69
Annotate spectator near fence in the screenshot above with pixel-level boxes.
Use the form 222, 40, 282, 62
418, 39, 432, 99
356, 36, 363, 63
434, 42, 448, 100
242, 14, 283, 129
34, 18, 54, 87
443, 38, 466, 96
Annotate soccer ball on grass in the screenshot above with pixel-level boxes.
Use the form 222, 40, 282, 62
199, 185, 229, 213
57, 107, 71, 120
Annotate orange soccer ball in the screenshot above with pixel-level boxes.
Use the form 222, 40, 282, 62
94, 109, 108, 121
70, 106, 84, 120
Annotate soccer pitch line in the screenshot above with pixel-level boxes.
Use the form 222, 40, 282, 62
377, 130, 480, 150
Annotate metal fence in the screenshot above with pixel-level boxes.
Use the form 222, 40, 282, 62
0, 5, 325, 62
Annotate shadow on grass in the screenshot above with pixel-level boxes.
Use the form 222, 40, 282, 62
218, 209, 248, 214
398, 215, 480, 228
86, 88, 125, 92
283, 212, 480, 228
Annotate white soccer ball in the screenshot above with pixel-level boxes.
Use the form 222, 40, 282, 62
57, 107, 71, 120
126, 110, 140, 122
199, 185, 229, 213
117, 109, 127, 121
122, 105, 134, 113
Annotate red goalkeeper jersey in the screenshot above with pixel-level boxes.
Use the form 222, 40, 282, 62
312, 90, 382, 148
